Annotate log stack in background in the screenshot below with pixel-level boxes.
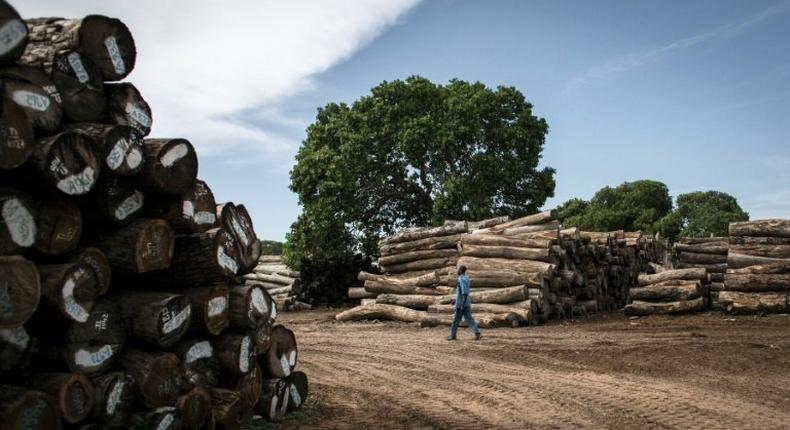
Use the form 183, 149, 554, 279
624, 267, 708, 316
0, 2, 307, 428
244, 254, 312, 311
673, 237, 728, 309
339, 210, 666, 327
718, 219, 790, 314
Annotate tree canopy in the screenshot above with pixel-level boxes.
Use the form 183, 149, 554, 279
660, 191, 749, 241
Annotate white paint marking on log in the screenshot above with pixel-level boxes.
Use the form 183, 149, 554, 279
289, 384, 302, 407
239, 336, 251, 373
160, 143, 188, 167
56, 166, 96, 195
288, 350, 296, 367
103, 36, 126, 75
217, 245, 239, 274
270, 302, 278, 320
74, 344, 114, 368
280, 385, 290, 414
0, 19, 26, 56
194, 211, 215, 226
106, 137, 130, 170
280, 354, 291, 376
0, 326, 29, 349
207, 296, 227, 317
106, 380, 125, 415
126, 147, 143, 170
67, 52, 90, 83
231, 218, 250, 246
124, 103, 151, 128
250, 288, 268, 315
2, 198, 35, 247
114, 191, 144, 221
12, 90, 49, 111
181, 200, 194, 218
62, 274, 90, 322
156, 412, 175, 430
162, 305, 191, 335
269, 395, 278, 420
185, 340, 213, 363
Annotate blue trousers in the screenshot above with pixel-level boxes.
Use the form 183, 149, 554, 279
450, 306, 480, 337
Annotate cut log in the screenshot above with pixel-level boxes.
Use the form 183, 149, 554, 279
167, 227, 241, 286
0, 326, 34, 381
456, 256, 555, 276
500, 221, 560, 236
335, 304, 441, 326
0, 385, 60, 429
629, 281, 702, 301
64, 123, 144, 175
228, 283, 275, 330
429, 312, 520, 328
119, 349, 181, 408
47, 51, 107, 121
129, 407, 181, 430
623, 297, 706, 316
213, 332, 255, 375
674, 262, 727, 272
34, 197, 82, 254
678, 252, 727, 265
257, 378, 289, 422
0, 2, 27, 64
381, 256, 458, 274
730, 219, 790, 238
0, 66, 62, 131
458, 233, 551, 250
216, 203, 260, 273
285, 371, 308, 412
727, 252, 790, 269
472, 210, 557, 234
381, 221, 468, 245
648, 262, 667, 274
176, 386, 212, 430
674, 242, 728, 255
348, 287, 377, 299
716, 291, 789, 314
379, 233, 464, 256
427, 302, 534, 322
438, 285, 529, 305
0, 94, 35, 169
723, 273, 790, 292
378, 248, 458, 267
260, 325, 297, 379
145, 179, 218, 233
104, 82, 151, 135
0, 189, 37, 255
90, 372, 134, 428
88, 218, 174, 274
0, 255, 40, 328
111, 291, 191, 348
729, 244, 790, 259
637, 268, 707, 286
28, 372, 93, 424
459, 244, 551, 262
137, 138, 198, 195
358, 270, 438, 287
72, 247, 111, 295
31, 131, 99, 196
23, 15, 136, 81
37, 262, 97, 323
170, 338, 220, 389
224, 362, 262, 412
375, 293, 439, 309
729, 236, 790, 246
211, 388, 250, 429
363, 281, 450, 296
727, 262, 790, 274
253, 324, 272, 355
180, 285, 229, 336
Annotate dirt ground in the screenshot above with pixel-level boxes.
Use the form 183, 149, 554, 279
274, 309, 790, 429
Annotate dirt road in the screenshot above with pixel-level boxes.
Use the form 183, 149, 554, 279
276, 310, 790, 429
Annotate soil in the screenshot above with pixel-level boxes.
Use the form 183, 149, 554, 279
275, 309, 790, 429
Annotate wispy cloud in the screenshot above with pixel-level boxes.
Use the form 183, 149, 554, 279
19, 0, 421, 167
564, 2, 790, 93
745, 189, 790, 219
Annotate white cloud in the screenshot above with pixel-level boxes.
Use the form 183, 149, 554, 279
564, 1, 790, 93
745, 189, 790, 220
18, 0, 421, 165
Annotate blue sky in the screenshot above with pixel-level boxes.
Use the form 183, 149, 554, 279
24, 1, 790, 241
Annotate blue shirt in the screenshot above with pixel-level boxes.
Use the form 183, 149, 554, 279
456, 274, 472, 309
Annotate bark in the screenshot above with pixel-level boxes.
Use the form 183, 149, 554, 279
37, 262, 98, 323
180, 284, 229, 336
211, 388, 250, 429
228, 283, 275, 330
0, 66, 62, 131
381, 221, 468, 245
166, 228, 241, 287
623, 297, 706, 316
438, 285, 529, 305
335, 303, 444, 327
379, 233, 464, 256
213, 332, 255, 376
0, 384, 60, 429
358, 270, 439, 286
727, 262, 790, 274
136, 138, 198, 195
64, 123, 144, 175
348, 287, 376, 299
439, 270, 544, 288
28, 372, 93, 424
427, 302, 534, 322
729, 244, 790, 259
72, 247, 111, 295
169, 338, 220, 389
104, 83, 151, 135
472, 210, 556, 234
0, 94, 35, 169
381, 256, 458, 274
219, 203, 260, 273
648, 262, 667, 274
110, 291, 191, 348
88, 218, 174, 274
457, 256, 555, 276
629, 281, 702, 301
258, 378, 288, 421
378, 248, 458, 267
375, 293, 439, 309
459, 244, 552, 262
145, 179, 218, 233
0, 255, 39, 328
674, 262, 727, 272
253, 324, 272, 355
723, 272, 790, 292
129, 407, 182, 430
729, 236, 790, 246
118, 348, 181, 408
500, 221, 560, 237
716, 291, 789, 314
33, 197, 82, 254
90, 372, 134, 428
0, 189, 37, 256
674, 242, 728, 255
285, 371, 309, 412
31, 131, 99, 196
176, 386, 212, 430
730, 219, 790, 238
637, 268, 707, 286
363, 282, 450, 296
0, 326, 35, 381
0, 2, 27, 64
678, 252, 727, 265
260, 325, 297, 379
680, 237, 728, 244
87, 175, 144, 225
458, 233, 551, 250
727, 252, 790, 269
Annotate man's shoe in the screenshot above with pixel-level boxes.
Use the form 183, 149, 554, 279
474, 333, 482, 341
447, 335, 456, 341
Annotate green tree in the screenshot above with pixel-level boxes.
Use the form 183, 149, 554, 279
286, 76, 556, 301
259, 240, 284, 255
660, 191, 748, 241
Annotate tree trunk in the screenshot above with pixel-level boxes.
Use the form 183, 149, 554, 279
0, 66, 62, 131
88, 218, 174, 274
358, 270, 439, 286
500, 221, 560, 236
426, 302, 534, 322
623, 297, 706, 316
375, 293, 439, 309
118, 348, 181, 408
472, 209, 556, 234
213, 332, 255, 375
104, 83, 151, 135
0, 255, 39, 328
335, 303, 444, 326
223, 362, 262, 412
169, 338, 220, 389
37, 262, 98, 323
228, 283, 275, 330
678, 252, 727, 265
459, 244, 552, 262
729, 235, 790, 246
438, 285, 529, 305
31, 131, 99, 196
64, 123, 144, 175
260, 325, 298, 379
629, 281, 702, 301
28, 372, 93, 424
90, 372, 134, 428
166, 227, 241, 286
144, 179, 218, 233
0, 2, 27, 64
347, 287, 376, 299
0, 326, 35, 381
285, 371, 308, 412
674, 261, 727, 272
211, 388, 250, 429
110, 291, 191, 348
459, 233, 551, 250
379, 233, 464, 256
637, 268, 707, 286
0, 384, 60, 429
83, 175, 143, 226
378, 248, 458, 267
129, 407, 182, 430
457, 256, 555, 276
674, 242, 728, 255
258, 378, 289, 422
176, 386, 212, 430
0, 94, 35, 169
363, 281, 450, 296
381, 221, 469, 245
180, 285, 229, 336
716, 291, 789, 314
729, 244, 790, 259
730, 219, 790, 238
465, 216, 511, 230
727, 252, 790, 269
136, 138, 198, 195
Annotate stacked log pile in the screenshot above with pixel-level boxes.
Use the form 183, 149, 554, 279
718, 219, 790, 314
673, 237, 727, 308
244, 255, 311, 311
0, 2, 307, 428
624, 268, 708, 316
340, 210, 665, 327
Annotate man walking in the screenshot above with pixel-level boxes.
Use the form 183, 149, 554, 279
448, 265, 481, 341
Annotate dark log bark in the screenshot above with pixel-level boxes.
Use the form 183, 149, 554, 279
458, 233, 551, 250
0, 66, 62, 131
167, 228, 241, 286
228, 283, 275, 330
678, 251, 727, 265
258, 378, 288, 422
37, 262, 97, 323
680, 237, 728, 244
72, 247, 111, 295
624, 297, 706, 316
34, 197, 82, 254
137, 138, 198, 195
45, 51, 107, 121
180, 285, 229, 336
717, 291, 789, 314
429, 312, 521, 328
0, 384, 60, 429
0, 255, 39, 328
723, 273, 790, 292
88, 218, 174, 274
129, 407, 182, 430
500, 221, 560, 236
213, 332, 255, 376
28, 372, 93, 424
363, 281, 450, 296
426, 302, 534, 322
65, 123, 144, 175
378, 248, 458, 267
0, 189, 37, 255
104, 83, 151, 135
459, 244, 552, 262
379, 233, 463, 256
729, 244, 790, 259
169, 338, 220, 389
375, 293, 439, 309
211, 388, 250, 429
145, 179, 218, 233
176, 386, 212, 430
90, 372, 133, 428
348, 287, 377, 299
0, 94, 35, 169
216, 202, 260, 273
23, 15, 136, 81
727, 252, 790, 269
111, 291, 191, 348
629, 281, 702, 301
730, 219, 790, 238
730, 235, 790, 246
119, 348, 181, 408
0, 2, 27, 64
637, 268, 707, 286
709, 272, 724, 282
31, 131, 99, 196
457, 256, 555, 276
381, 221, 468, 245
0, 326, 34, 381
260, 325, 297, 379
285, 371, 309, 412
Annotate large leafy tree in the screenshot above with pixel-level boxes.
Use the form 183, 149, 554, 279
660, 191, 748, 241
286, 76, 556, 301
